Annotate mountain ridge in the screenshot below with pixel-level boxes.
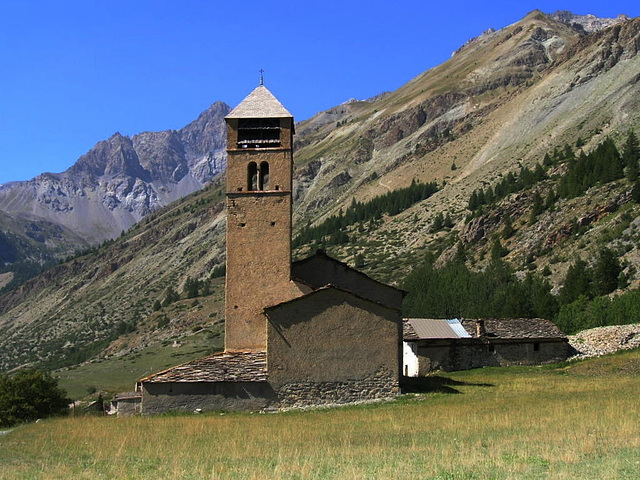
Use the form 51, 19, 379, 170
0, 101, 230, 246
1, 11, 640, 377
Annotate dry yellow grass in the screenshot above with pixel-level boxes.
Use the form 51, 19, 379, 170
2, 351, 640, 479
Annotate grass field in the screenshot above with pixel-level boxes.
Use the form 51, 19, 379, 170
1, 349, 640, 479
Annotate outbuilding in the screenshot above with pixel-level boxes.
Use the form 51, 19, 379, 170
403, 317, 572, 375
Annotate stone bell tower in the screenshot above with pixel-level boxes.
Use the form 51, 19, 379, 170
224, 84, 295, 351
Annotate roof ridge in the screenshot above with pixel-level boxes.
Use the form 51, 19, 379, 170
226, 85, 293, 119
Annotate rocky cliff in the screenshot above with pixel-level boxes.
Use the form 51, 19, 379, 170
0, 101, 230, 246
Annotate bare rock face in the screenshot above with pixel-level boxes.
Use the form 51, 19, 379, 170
0, 101, 230, 245
550, 10, 631, 33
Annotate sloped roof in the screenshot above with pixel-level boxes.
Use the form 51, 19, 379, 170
113, 391, 141, 400
292, 249, 406, 295
460, 318, 566, 339
226, 85, 292, 119
404, 318, 566, 341
264, 284, 401, 314
140, 351, 267, 383
403, 318, 471, 340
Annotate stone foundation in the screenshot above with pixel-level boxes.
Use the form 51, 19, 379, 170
141, 382, 276, 415
140, 376, 400, 414
273, 375, 400, 410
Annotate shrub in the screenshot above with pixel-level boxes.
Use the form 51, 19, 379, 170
0, 369, 69, 427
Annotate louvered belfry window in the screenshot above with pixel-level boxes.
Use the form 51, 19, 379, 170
237, 118, 281, 148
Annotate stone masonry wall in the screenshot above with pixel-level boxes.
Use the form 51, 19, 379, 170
141, 382, 275, 415
273, 372, 400, 410
417, 339, 571, 373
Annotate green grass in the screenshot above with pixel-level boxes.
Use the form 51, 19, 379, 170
55, 329, 224, 398
2, 349, 640, 479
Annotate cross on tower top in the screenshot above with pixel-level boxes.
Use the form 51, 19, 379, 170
259, 69, 264, 86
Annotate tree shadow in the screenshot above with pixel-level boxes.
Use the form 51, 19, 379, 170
401, 375, 494, 394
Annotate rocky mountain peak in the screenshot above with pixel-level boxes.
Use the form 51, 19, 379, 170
550, 10, 631, 33
0, 100, 231, 245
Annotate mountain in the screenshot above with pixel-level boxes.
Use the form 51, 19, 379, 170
1, 11, 640, 375
0, 101, 230, 245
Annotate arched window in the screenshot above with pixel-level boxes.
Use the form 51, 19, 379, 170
247, 162, 258, 191
259, 162, 270, 190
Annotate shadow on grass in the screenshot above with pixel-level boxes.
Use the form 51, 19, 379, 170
401, 375, 494, 394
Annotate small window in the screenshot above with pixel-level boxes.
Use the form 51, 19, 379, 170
259, 162, 270, 190
533, 342, 540, 352
247, 162, 258, 191
488, 344, 495, 353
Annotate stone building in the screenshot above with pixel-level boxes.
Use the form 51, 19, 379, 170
137, 84, 403, 413
109, 391, 141, 417
403, 317, 572, 375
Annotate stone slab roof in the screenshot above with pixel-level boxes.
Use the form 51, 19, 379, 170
226, 85, 292, 119
460, 318, 566, 339
113, 391, 142, 400
140, 351, 267, 383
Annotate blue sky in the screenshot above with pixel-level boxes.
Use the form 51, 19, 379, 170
0, 1, 638, 184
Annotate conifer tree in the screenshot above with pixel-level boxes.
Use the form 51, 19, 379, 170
484, 186, 495, 204
560, 260, 591, 304
184, 277, 200, 299
443, 213, 454, 229
468, 191, 479, 211
592, 248, 622, 296
623, 130, 640, 181
502, 215, 514, 239
476, 189, 486, 206
162, 286, 180, 307
490, 238, 508, 260
544, 189, 556, 210
430, 212, 444, 233
529, 191, 544, 225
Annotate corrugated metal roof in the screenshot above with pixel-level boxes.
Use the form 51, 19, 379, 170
405, 318, 467, 339
447, 319, 472, 338
226, 85, 292, 119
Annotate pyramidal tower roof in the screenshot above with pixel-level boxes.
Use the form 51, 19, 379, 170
226, 85, 293, 119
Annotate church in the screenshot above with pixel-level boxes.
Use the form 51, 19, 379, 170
136, 84, 404, 413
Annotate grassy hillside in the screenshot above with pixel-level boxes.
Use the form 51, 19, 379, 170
2, 13, 640, 377
1, 349, 639, 479
55, 327, 224, 398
